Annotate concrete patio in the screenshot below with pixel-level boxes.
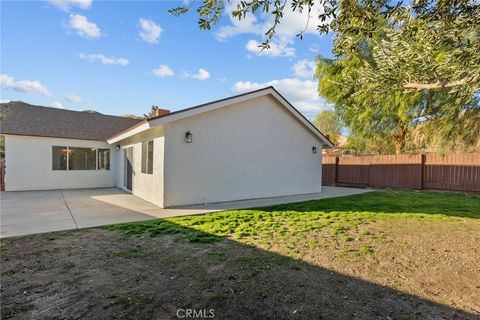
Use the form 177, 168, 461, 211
0, 186, 372, 238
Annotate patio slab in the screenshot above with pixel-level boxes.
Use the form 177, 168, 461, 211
0, 186, 373, 238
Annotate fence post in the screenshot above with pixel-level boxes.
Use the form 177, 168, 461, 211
419, 154, 425, 190
367, 156, 373, 188
334, 156, 339, 186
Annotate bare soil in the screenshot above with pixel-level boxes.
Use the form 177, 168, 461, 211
1, 218, 479, 320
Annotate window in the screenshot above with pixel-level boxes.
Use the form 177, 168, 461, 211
147, 140, 154, 174
141, 142, 146, 173
51, 146, 110, 171
69, 147, 96, 170
98, 149, 110, 170
141, 140, 154, 174
52, 146, 68, 170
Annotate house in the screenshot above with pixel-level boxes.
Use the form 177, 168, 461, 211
0, 87, 333, 207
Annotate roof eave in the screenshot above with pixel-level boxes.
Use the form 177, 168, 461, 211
107, 86, 334, 148
268, 88, 335, 148
107, 121, 151, 144
107, 87, 276, 144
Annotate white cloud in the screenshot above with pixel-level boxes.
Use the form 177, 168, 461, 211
65, 93, 83, 103
292, 59, 316, 78
309, 43, 320, 53
1, 99, 12, 103
246, 39, 295, 57
233, 78, 318, 100
79, 53, 129, 66
272, 2, 329, 40
139, 18, 162, 44
232, 78, 331, 117
216, 0, 330, 57
185, 68, 210, 81
152, 65, 174, 78
215, 2, 263, 41
47, 0, 92, 11
51, 101, 64, 109
69, 14, 101, 38
295, 100, 333, 114
1, 74, 53, 97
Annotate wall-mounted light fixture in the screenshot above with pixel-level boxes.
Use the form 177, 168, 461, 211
312, 146, 317, 154
116, 145, 121, 151
185, 131, 193, 143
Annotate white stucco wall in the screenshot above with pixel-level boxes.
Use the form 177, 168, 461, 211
3, 135, 117, 191
116, 127, 165, 207
163, 95, 323, 207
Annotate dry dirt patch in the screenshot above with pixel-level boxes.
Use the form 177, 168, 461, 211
1, 191, 479, 319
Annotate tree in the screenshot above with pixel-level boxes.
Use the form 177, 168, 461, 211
171, 0, 479, 92
171, 0, 480, 153
144, 105, 160, 119
315, 51, 424, 154
416, 95, 480, 153
312, 110, 342, 145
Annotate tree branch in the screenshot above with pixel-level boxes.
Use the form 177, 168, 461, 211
402, 79, 467, 90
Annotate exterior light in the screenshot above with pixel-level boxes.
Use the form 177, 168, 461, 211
185, 131, 193, 143
116, 145, 121, 151
312, 146, 317, 154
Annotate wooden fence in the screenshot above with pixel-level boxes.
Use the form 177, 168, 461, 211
0, 160, 5, 191
322, 153, 480, 193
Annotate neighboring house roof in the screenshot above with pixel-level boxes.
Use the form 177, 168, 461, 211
0, 101, 143, 141
108, 86, 334, 148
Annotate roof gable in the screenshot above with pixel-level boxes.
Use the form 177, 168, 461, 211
108, 87, 334, 147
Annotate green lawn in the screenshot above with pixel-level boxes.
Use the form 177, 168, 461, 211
107, 190, 480, 245
3, 190, 480, 319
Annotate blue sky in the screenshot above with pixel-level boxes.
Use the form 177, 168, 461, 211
1, 0, 335, 119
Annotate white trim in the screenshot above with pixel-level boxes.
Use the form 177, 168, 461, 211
107, 87, 334, 148
108, 122, 151, 145
120, 143, 136, 149
269, 90, 334, 148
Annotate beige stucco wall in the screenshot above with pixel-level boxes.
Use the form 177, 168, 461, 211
163, 95, 323, 207
116, 127, 165, 207
3, 134, 117, 191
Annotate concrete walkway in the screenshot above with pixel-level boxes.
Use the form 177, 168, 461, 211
0, 186, 372, 238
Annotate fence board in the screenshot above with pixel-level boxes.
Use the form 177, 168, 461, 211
423, 153, 480, 192
322, 153, 479, 193
369, 154, 422, 189
336, 156, 370, 186
322, 156, 337, 186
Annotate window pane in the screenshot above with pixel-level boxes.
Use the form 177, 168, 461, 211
141, 141, 147, 173
52, 146, 68, 170
69, 147, 96, 170
147, 140, 154, 174
98, 149, 110, 170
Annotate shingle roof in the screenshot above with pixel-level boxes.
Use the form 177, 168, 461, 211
0, 101, 143, 141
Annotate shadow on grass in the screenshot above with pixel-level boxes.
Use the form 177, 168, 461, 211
257, 191, 480, 219
2, 190, 479, 319
95, 219, 480, 319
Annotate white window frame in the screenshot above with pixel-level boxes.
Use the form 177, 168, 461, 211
52, 146, 110, 171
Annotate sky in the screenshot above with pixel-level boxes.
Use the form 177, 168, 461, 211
1, 0, 335, 119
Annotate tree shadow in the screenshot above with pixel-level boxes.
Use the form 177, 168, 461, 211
2, 218, 477, 319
